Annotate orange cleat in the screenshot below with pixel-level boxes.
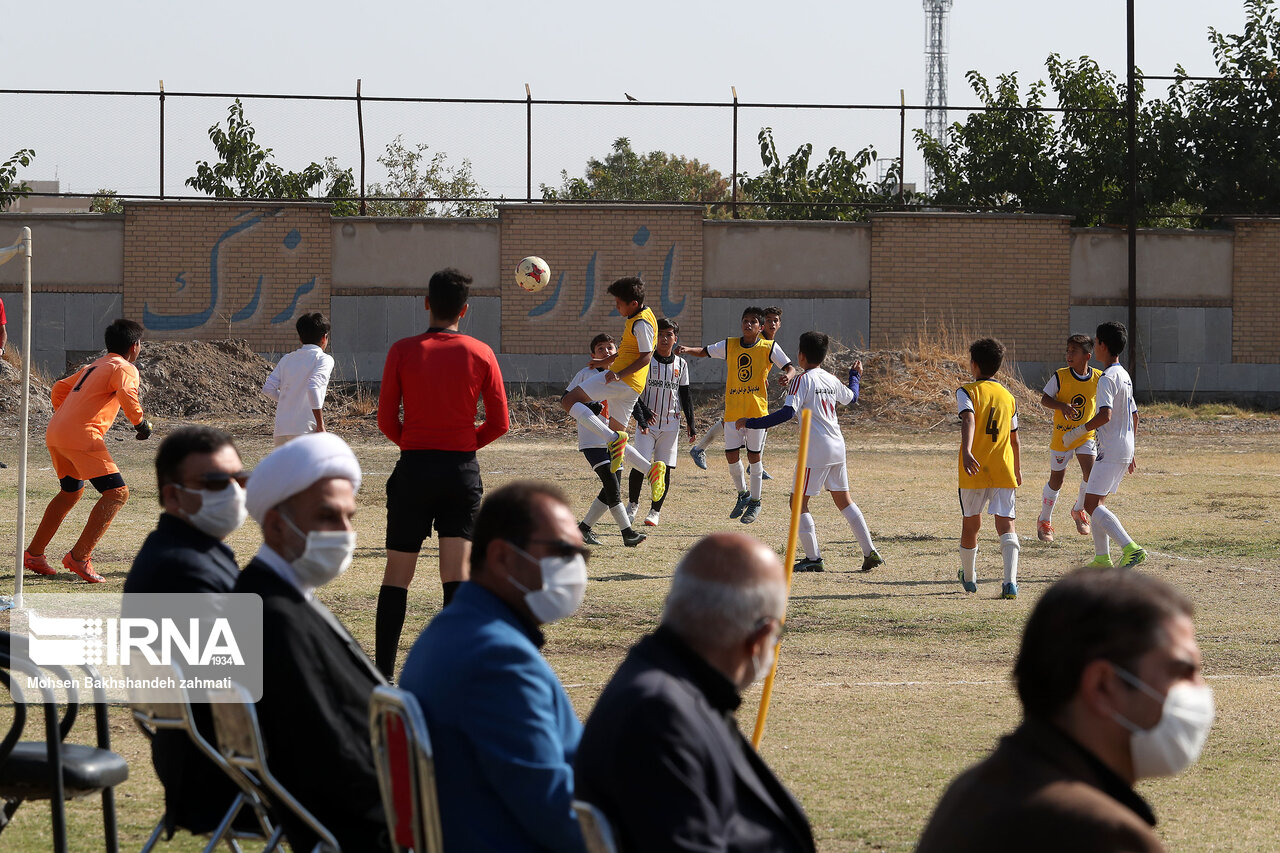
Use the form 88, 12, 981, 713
63, 552, 105, 584
1071, 508, 1092, 536
23, 551, 57, 576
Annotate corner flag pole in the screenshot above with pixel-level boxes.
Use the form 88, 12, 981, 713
752, 407, 811, 749
0, 228, 32, 611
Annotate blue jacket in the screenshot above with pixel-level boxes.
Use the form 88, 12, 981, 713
400, 582, 585, 853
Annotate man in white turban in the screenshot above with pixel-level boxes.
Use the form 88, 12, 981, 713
233, 433, 389, 852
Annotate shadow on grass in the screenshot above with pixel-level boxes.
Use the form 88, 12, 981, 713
593, 572, 663, 582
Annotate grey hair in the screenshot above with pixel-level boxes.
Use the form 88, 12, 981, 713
662, 565, 786, 651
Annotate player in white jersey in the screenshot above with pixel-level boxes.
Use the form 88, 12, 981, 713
1062, 321, 1145, 568
737, 331, 884, 573
569, 334, 648, 548
626, 319, 695, 527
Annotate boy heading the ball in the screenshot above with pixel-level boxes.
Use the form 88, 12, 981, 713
957, 338, 1022, 600
559, 277, 668, 504
678, 306, 795, 524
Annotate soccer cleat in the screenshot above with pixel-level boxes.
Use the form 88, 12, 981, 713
762, 468, 773, 481
793, 557, 826, 572
648, 461, 668, 504
740, 499, 762, 525
607, 431, 629, 473
958, 569, 977, 593
859, 550, 885, 573
644, 510, 660, 527
626, 503, 639, 525
1001, 582, 1019, 600
23, 550, 57, 577
1087, 554, 1114, 568
1071, 508, 1092, 536
1119, 543, 1147, 569
689, 446, 708, 470
1037, 520, 1054, 543
63, 552, 105, 584
729, 491, 751, 519
621, 527, 648, 548
578, 522, 602, 546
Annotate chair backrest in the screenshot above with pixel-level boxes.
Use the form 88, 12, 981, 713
207, 683, 341, 853
368, 685, 444, 853
573, 800, 620, 853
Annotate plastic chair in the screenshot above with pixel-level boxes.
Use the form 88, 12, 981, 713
368, 686, 443, 853
0, 631, 128, 853
207, 683, 341, 853
126, 660, 276, 853
573, 800, 620, 853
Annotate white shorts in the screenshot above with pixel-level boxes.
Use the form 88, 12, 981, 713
1086, 461, 1129, 497
801, 462, 848, 496
959, 487, 1016, 518
577, 370, 640, 425
723, 422, 765, 453
633, 428, 681, 467
1049, 440, 1097, 472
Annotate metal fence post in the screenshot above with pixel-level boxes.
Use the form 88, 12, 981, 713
526, 83, 533, 203
159, 80, 165, 200
1126, 0, 1138, 377
731, 86, 739, 219
357, 79, 367, 215
899, 90, 906, 205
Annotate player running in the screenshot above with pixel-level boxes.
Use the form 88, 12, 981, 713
738, 331, 884, 572
24, 319, 153, 582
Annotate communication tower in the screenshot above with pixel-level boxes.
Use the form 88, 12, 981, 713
923, 0, 953, 191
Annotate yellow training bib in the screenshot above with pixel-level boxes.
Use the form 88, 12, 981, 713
612, 306, 658, 393
1050, 366, 1101, 452
723, 337, 777, 421
959, 379, 1018, 489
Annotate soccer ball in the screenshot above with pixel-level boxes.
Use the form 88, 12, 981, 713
515, 256, 551, 293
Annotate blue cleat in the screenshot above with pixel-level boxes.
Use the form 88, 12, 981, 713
729, 491, 751, 519
958, 569, 977, 594
689, 446, 708, 470
1001, 582, 1018, 600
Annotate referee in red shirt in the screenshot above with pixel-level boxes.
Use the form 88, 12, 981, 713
376, 267, 510, 679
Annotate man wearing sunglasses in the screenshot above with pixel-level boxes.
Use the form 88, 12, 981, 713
400, 481, 590, 852
124, 426, 251, 837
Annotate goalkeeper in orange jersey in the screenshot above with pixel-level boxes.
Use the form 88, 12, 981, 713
24, 319, 153, 583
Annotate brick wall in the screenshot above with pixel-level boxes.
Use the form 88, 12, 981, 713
498, 205, 703, 354
869, 213, 1072, 365
123, 202, 332, 351
1230, 219, 1280, 364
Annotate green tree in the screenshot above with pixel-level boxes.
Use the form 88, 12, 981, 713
89, 189, 124, 214
0, 149, 35, 211
737, 128, 897, 221
542, 137, 731, 214
365, 136, 494, 217
187, 100, 356, 214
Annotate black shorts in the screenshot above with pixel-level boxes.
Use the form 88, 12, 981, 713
581, 447, 611, 470
385, 450, 483, 552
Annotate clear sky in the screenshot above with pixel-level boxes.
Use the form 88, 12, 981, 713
2, 0, 1250, 199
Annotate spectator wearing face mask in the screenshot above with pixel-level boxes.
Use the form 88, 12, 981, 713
399, 481, 589, 853
574, 533, 816, 853
916, 568, 1213, 853
237, 433, 390, 853
124, 426, 250, 836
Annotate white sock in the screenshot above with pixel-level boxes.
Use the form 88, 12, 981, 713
748, 461, 763, 500
1039, 484, 1059, 522
694, 420, 721, 451
1000, 532, 1020, 585
730, 459, 747, 493
610, 503, 632, 532
960, 546, 978, 583
583, 499, 608, 527
570, 402, 615, 442
798, 512, 820, 560
624, 443, 650, 473
1091, 505, 1133, 549
840, 502, 874, 555
1072, 480, 1088, 514
1092, 524, 1110, 558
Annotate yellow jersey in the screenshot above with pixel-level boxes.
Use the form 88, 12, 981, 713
723, 337, 778, 421
611, 306, 657, 393
958, 379, 1018, 489
1049, 366, 1101, 452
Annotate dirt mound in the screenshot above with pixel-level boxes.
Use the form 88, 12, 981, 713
129, 340, 277, 419
0, 353, 54, 420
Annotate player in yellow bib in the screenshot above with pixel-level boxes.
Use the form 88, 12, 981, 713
1036, 334, 1102, 542
679, 306, 794, 524
559, 276, 667, 503
957, 338, 1022, 599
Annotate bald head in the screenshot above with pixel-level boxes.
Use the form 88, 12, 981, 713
663, 533, 787, 655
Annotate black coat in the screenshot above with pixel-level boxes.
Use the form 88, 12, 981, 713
575, 627, 816, 853
124, 513, 243, 835
233, 557, 389, 853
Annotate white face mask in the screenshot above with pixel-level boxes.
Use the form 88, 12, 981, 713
177, 481, 248, 540
1112, 665, 1215, 779
280, 512, 356, 588
506, 543, 588, 624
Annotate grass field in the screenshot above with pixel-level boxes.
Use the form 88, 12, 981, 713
2, 416, 1278, 851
